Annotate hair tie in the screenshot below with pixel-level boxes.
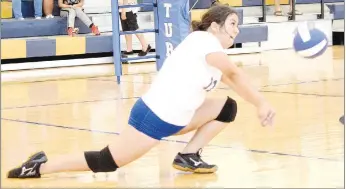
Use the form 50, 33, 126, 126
198, 23, 204, 30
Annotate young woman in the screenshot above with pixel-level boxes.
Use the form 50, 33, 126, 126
119, 0, 151, 56
59, 0, 100, 36
7, 4, 275, 178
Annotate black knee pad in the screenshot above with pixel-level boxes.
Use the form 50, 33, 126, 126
84, 146, 118, 173
215, 96, 237, 123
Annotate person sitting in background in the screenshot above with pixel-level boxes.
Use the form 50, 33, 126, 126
59, 0, 100, 36
274, 0, 302, 16
12, 0, 43, 20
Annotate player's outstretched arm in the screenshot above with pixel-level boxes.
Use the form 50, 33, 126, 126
206, 51, 276, 126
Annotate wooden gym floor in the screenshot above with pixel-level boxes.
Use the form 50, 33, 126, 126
1, 46, 344, 188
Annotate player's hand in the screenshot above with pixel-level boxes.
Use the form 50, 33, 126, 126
257, 101, 275, 127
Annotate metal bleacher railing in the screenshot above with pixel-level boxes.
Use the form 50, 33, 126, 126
257, 0, 325, 21
111, 0, 160, 84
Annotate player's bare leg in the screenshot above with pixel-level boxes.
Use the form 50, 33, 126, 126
7, 125, 159, 178
172, 96, 237, 173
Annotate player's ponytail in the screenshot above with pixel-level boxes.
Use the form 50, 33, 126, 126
191, 21, 204, 31
190, 4, 238, 32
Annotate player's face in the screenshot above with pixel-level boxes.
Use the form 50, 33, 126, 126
219, 14, 240, 48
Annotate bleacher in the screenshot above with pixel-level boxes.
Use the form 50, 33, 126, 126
1, 0, 344, 70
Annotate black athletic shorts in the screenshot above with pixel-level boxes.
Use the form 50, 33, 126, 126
119, 11, 139, 31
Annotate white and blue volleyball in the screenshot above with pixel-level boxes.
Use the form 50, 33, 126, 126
293, 22, 328, 58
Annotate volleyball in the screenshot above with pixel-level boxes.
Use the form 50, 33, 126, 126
293, 22, 328, 58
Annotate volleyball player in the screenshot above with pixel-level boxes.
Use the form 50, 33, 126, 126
7, 4, 275, 178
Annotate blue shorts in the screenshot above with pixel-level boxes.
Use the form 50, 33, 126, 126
128, 98, 185, 140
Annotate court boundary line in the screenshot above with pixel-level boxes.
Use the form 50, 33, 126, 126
1, 96, 141, 110
90, 77, 344, 98
89, 77, 344, 88
2, 90, 343, 111
2, 77, 344, 110
1, 72, 157, 86
1, 117, 343, 163
259, 90, 344, 97
1, 63, 266, 86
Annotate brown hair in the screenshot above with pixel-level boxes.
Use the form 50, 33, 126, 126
191, 5, 238, 31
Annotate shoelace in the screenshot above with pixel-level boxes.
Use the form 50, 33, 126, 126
195, 149, 207, 164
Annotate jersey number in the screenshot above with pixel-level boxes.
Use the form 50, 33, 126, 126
203, 77, 217, 92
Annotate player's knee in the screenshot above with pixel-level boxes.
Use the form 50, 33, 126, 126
215, 96, 237, 123
84, 146, 118, 173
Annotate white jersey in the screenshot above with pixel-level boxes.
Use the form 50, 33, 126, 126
141, 31, 225, 126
